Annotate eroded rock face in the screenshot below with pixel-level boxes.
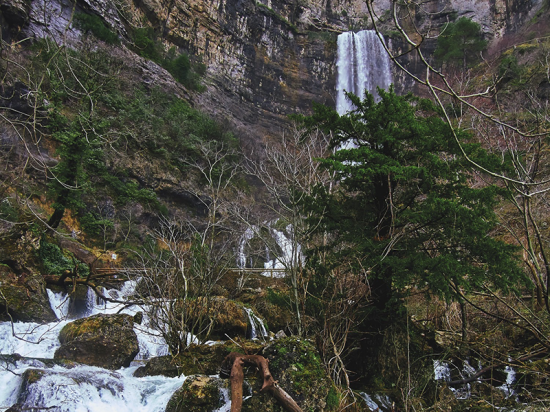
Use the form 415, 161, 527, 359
54, 313, 139, 369
5, 0, 543, 144
0, 265, 57, 322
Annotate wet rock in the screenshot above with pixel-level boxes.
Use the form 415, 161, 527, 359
8, 365, 125, 411
54, 313, 139, 369
165, 375, 227, 412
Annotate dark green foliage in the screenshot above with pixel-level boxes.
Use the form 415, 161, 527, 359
434, 17, 487, 68
132, 27, 163, 62
299, 87, 526, 315
131, 30, 206, 90
114, 88, 237, 164
164, 49, 191, 83
266, 287, 291, 309
38, 238, 89, 277
74, 13, 119, 45
0, 199, 19, 222
79, 212, 114, 237
325, 387, 339, 410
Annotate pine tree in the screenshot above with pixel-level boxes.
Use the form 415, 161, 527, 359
299, 88, 526, 325
434, 17, 487, 68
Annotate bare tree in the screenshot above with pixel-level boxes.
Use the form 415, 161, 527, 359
130, 142, 242, 353
242, 124, 333, 336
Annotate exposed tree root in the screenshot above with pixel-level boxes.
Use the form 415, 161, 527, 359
221, 352, 303, 412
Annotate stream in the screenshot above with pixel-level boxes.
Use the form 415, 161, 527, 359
0, 283, 207, 411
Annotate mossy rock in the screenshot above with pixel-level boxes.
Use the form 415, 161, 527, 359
185, 297, 249, 340
241, 337, 333, 412
54, 313, 139, 369
165, 375, 227, 412
134, 340, 265, 378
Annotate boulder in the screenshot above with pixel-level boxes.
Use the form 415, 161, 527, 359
133, 340, 264, 378
165, 375, 227, 412
186, 297, 249, 340
54, 313, 139, 369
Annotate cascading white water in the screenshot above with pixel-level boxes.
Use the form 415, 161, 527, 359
236, 223, 303, 279
262, 225, 303, 278
244, 307, 268, 340
336, 30, 392, 115
0, 282, 179, 411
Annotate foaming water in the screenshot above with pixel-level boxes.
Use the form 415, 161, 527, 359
0, 361, 185, 412
0, 281, 176, 411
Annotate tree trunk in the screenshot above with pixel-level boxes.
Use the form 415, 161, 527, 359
47, 207, 65, 229
221, 352, 303, 412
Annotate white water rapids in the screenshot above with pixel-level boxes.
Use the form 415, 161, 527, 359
0, 279, 271, 411
0, 283, 180, 411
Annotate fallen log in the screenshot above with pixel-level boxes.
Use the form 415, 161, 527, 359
221, 352, 303, 412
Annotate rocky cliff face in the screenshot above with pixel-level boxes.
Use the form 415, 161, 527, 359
1, 0, 545, 141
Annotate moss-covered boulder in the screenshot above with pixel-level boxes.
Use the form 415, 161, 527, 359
134, 340, 265, 377
241, 337, 336, 412
54, 313, 139, 369
186, 297, 249, 340
165, 375, 227, 412
0, 264, 57, 322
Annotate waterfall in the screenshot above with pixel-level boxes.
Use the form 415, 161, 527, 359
263, 225, 303, 278
47, 289, 70, 320
244, 308, 268, 340
336, 30, 392, 115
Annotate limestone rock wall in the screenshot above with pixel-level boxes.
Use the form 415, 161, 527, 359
2, 0, 545, 139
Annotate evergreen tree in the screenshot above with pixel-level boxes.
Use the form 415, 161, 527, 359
299, 88, 526, 326
434, 17, 487, 68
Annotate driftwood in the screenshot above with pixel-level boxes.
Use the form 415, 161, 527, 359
221, 352, 303, 412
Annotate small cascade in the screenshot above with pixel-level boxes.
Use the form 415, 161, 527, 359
214, 387, 232, 412
359, 392, 394, 411
336, 30, 392, 115
499, 362, 517, 398
262, 225, 303, 278
236, 223, 303, 278
433, 359, 475, 399
433, 358, 519, 401
237, 226, 256, 268
47, 289, 70, 320
244, 308, 268, 340
433, 359, 451, 381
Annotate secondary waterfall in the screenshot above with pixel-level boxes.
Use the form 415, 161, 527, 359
336, 30, 392, 115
